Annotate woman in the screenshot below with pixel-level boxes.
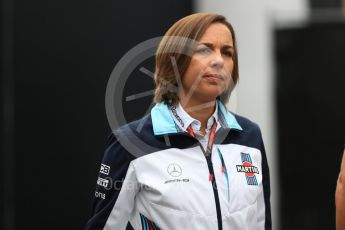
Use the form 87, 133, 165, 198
336, 148, 345, 230
86, 13, 271, 230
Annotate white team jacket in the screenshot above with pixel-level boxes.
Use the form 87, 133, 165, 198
85, 101, 271, 230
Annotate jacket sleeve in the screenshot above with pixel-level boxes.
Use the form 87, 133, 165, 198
256, 129, 272, 230
85, 133, 139, 230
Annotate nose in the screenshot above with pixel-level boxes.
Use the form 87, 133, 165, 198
209, 50, 224, 69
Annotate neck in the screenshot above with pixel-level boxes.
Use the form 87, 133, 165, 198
179, 98, 216, 134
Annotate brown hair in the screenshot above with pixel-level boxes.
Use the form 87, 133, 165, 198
153, 12, 239, 105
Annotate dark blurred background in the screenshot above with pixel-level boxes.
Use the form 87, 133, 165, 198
1, 0, 192, 229
1, 0, 345, 229
276, 1, 345, 229
276, 22, 345, 229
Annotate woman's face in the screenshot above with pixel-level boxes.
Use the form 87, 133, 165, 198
180, 23, 234, 104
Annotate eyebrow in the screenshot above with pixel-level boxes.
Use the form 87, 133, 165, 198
198, 42, 234, 49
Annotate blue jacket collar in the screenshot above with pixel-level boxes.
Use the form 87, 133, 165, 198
151, 100, 243, 136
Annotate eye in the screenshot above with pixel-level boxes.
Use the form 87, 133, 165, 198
195, 46, 212, 54
223, 50, 234, 58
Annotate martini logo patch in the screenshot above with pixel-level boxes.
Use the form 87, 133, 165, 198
236, 152, 259, 186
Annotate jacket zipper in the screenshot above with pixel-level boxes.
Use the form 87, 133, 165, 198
201, 144, 223, 230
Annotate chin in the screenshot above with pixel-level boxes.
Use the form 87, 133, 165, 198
201, 88, 224, 100
197, 93, 221, 103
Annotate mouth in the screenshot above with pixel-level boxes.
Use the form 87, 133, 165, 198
202, 73, 225, 82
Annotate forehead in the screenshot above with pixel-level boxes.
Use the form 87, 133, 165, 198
199, 23, 233, 45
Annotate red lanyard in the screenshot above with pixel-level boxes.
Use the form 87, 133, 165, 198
169, 105, 220, 182
186, 120, 217, 156
186, 121, 219, 182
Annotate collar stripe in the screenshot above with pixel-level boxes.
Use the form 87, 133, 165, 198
151, 101, 243, 136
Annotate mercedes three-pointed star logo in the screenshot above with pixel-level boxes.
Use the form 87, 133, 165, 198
167, 163, 182, 177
